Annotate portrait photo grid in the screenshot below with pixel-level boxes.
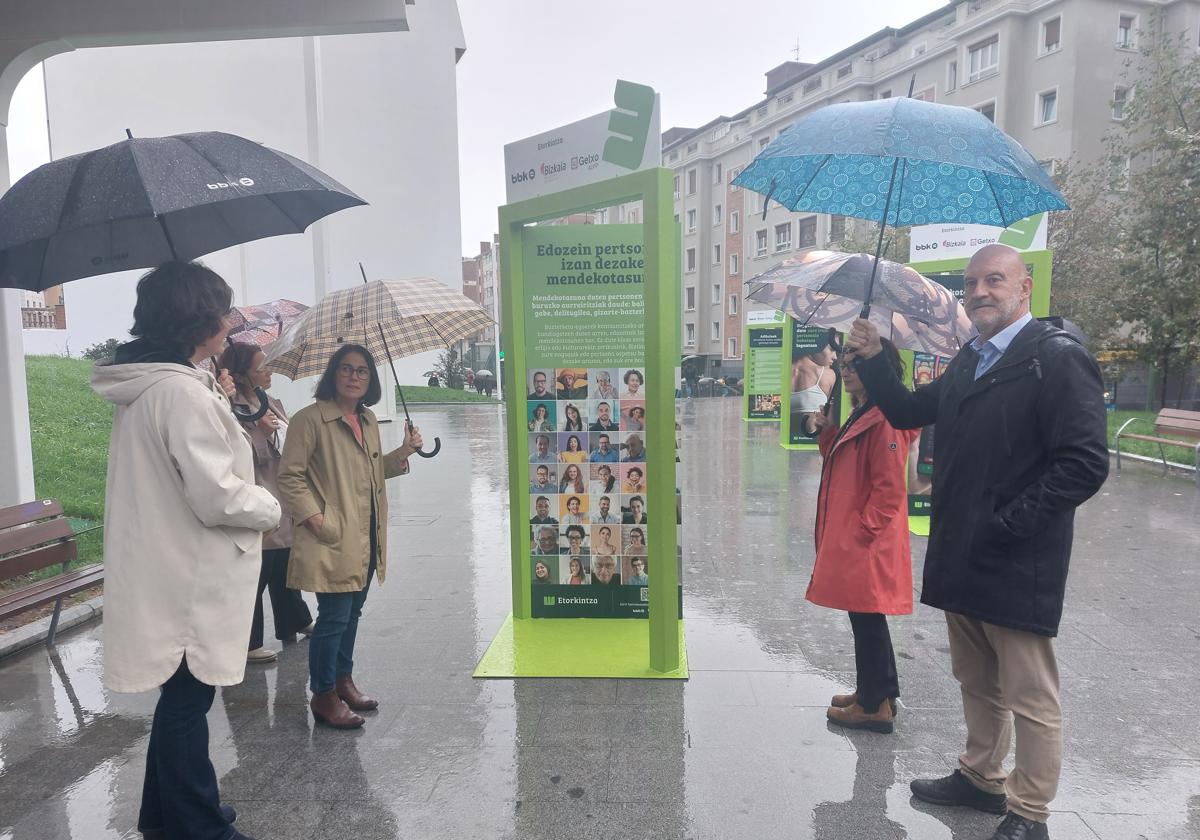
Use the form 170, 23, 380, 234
527, 366, 650, 589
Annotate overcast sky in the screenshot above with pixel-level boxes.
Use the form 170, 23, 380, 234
5, 0, 948, 255
454, 0, 945, 253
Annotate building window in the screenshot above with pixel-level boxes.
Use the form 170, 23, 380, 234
729, 294, 739, 316
673, 174, 680, 197
729, 253, 739, 276
911, 43, 927, 57
1112, 86, 1129, 120
803, 77, 821, 95
713, 203, 723, 225
837, 64, 852, 79
975, 100, 997, 123
1040, 16, 1061, 55
947, 60, 958, 91
713, 162, 723, 184
913, 87, 935, 102
758, 136, 771, 151
713, 283, 721, 303
668, 150, 678, 162
1038, 159, 1057, 177
1036, 89, 1058, 126
685, 287, 696, 310
1110, 154, 1131, 191
779, 92, 794, 106
686, 209, 696, 233
756, 105, 768, 119
1117, 14, 1137, 49
774, 222, 792, 252
729, 210, 740, 234
728, 337, 738, 358
798, 217, 816, 248
878, 89, 892, 99
968, 36, 1000, 83
685, 323, 696, 346
829, 215, 846, 242
713, 321, 721, 341
686, 248, 696, 272
686, 168, 697, 195
713, 244, 722, 265
755, 229, 768, 257
686, 142, 698, 155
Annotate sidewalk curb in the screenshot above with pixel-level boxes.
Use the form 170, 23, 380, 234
0, 595, 104, 660
1109, 448, 1196, 476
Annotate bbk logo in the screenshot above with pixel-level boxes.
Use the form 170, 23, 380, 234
913, 241, 938, 251
206, 177, 255, 190
511, 169, 536, 184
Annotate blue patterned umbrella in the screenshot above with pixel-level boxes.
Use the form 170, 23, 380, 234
731, 97, 1067, 312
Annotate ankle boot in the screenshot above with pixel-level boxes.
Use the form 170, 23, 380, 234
336, 674, 379, 711
830, 692, 898, 715
310, 689, 364, 729
827, 701, 895, 734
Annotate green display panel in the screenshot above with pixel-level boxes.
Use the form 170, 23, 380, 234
780, 317, 845, 450
488, 166, 685, 676
744, 319, 785, 421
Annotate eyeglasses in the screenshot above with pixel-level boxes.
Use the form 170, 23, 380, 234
338, 365, 371, 379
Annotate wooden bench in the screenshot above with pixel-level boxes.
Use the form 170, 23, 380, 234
0, 499, 104, 647
1115, 408, 1200, 487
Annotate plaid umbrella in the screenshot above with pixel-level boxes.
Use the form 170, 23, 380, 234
263, 278, 491, 379
746, 250, 974, 357
226, 299, 309, 348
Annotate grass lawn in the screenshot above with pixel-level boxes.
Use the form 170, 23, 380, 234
1108, 409, 1196, 463
24, 355, 110, 568
399, 385, 499, 404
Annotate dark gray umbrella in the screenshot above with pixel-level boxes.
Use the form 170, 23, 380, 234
0, 130, 366, 291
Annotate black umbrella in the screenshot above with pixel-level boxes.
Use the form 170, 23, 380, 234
0, 130, 366, 291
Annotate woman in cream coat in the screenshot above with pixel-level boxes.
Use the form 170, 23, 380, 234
92, 261, 279, 840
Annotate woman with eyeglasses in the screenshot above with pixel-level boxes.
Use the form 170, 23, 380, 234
807, 339, 918, 735
278, 344, 423, 730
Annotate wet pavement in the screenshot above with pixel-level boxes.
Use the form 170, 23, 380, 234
1, 398, 1199, 840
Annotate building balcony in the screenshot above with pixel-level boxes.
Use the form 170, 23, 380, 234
22, 306, 65, 330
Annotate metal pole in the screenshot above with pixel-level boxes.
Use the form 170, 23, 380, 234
859, 155, 902, 319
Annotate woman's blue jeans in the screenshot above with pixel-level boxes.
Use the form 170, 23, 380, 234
308, 554, 376, 694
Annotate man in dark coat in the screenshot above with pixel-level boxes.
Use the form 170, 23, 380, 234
847, 244, 1108, 840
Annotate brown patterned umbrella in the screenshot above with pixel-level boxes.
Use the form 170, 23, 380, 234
263, 277, 492, 380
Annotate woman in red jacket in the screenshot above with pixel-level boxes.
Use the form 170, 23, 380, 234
809, 338, 918, 734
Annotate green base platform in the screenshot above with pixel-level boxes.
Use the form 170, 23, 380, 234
910, 515, 931, 537
473, 614, 689, 679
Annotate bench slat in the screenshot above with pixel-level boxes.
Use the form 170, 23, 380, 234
0, 518, 75, 558
0, 566, 104, 618
0, 541, 75, 580
0, 499, 64, 531
1123, 433, 1198, 446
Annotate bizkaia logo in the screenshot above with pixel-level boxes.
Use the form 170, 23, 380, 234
511, 168, 536, 185
913, 241, 938, 252
206, 177, 255, 190
540, 161, 567, 176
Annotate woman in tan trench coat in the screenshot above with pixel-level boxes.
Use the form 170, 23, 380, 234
278, 343, 422, 729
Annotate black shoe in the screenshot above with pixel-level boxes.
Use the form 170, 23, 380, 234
220, 803, 237, 823
910, 770, 1008, 814
991, 812, 1049, 840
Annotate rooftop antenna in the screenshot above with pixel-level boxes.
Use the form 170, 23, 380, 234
792, 38, 802, 61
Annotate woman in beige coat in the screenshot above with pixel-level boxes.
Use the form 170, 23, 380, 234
278, 343, 422, 729
92, 261, 279, 840
219, 341, 315, 664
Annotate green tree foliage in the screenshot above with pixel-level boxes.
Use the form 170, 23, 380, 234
434, 347, 470, 390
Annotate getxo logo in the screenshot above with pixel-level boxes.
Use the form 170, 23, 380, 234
511, 169, 536, 184
206, 177, 255, 190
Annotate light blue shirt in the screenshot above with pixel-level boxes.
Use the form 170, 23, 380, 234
972, 312, 1033, 380
590, 448, 619, 463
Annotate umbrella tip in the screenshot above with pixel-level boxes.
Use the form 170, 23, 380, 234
125, 128, 133, 140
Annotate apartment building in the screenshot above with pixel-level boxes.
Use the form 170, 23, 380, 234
666, 0, 1200, 376
463, 236, 501, 372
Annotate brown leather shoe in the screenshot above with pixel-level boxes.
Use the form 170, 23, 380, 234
827, 701, 895, 734
831, 692, 898, 715
310, 689, 364, 729
336, 674, 379, 712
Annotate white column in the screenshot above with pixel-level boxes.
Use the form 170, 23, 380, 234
0, 122, 37, 506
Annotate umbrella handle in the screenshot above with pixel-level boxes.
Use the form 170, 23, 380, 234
416, 437, 442, 458
232, 387, 271, 422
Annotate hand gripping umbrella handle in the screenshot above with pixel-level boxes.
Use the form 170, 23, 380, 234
210, 354, 271, 422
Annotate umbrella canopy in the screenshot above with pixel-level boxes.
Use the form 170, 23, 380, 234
0, 131, 366, 291
746, 250, 974, 357
263, 277, 493, 380
731, 98, 1067, 228
475, 369, 494, 377
226, 299, 309, 348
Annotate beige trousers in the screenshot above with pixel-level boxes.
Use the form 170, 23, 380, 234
945, 612, 1062, 823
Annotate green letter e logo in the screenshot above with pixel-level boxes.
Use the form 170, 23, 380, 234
604, 80, 655, 170
998, 214, 1042, 250
543, 595, 556, 606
